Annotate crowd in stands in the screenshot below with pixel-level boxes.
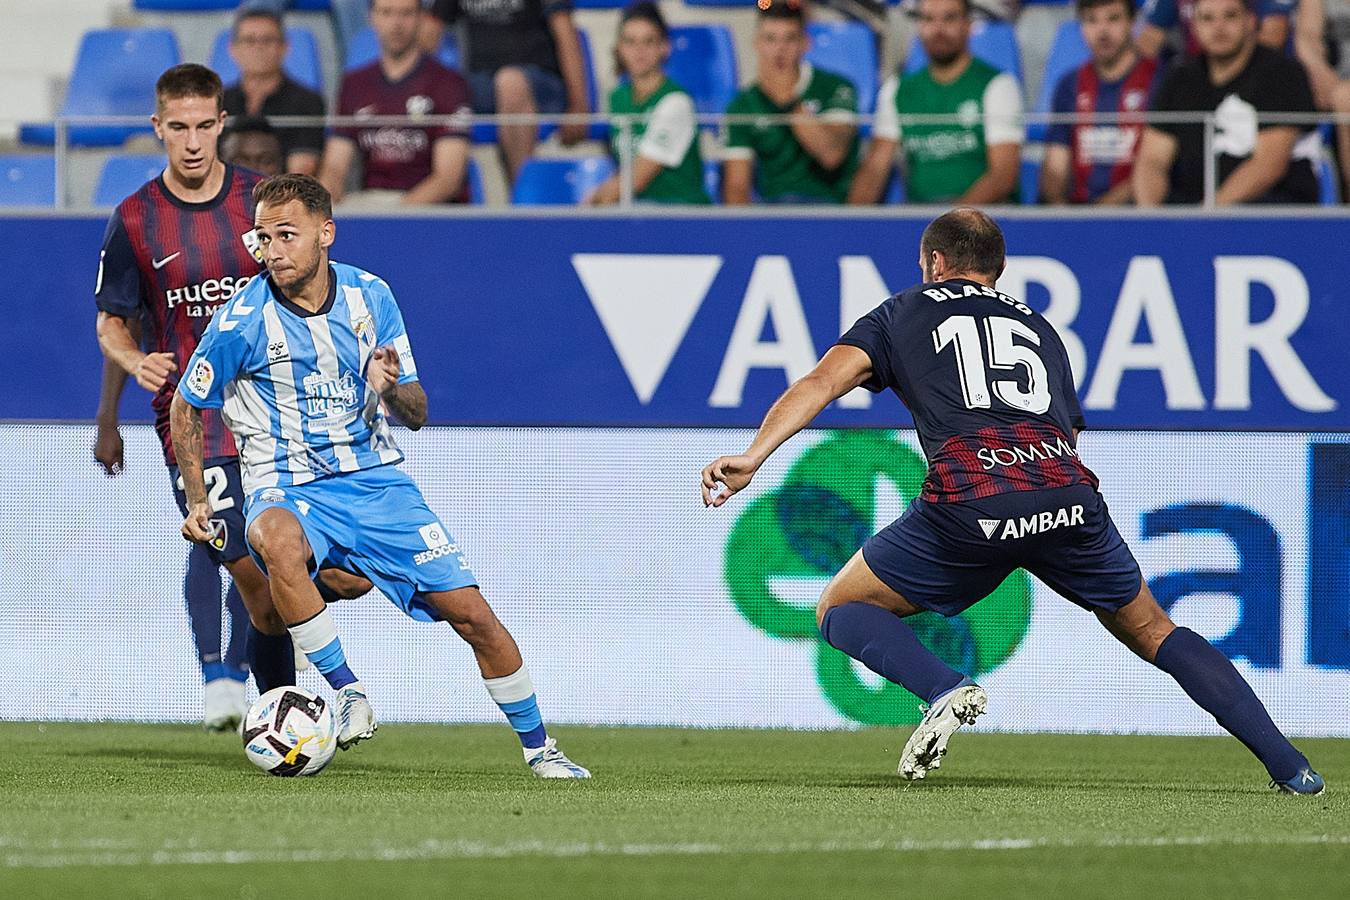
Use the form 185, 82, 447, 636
11, 0, 1350, 206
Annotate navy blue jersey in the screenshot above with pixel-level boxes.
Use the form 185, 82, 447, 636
837, 278, 1096, 503
94, 165, 265, 465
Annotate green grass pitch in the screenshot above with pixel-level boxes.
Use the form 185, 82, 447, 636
1, 723, 1345, 899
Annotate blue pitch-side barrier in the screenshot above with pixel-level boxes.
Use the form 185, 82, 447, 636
2, 213, 1347, 430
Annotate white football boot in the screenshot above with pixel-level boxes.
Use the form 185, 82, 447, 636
525, 738, 591, 779
202, 678, 247, 733
335, 683, 378, 749
899, 679, 987, 781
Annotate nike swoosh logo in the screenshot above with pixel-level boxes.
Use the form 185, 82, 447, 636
152, 251, 181, 270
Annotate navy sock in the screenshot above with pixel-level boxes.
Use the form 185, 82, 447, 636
245, 624, 296, 695
222, 583, 249, 677
819, 603, 966, 705
1153, 627, 1307, 782
184, 544, 225, 682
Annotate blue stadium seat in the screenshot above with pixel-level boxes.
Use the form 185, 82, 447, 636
210, 27, 324, 94
904, 20, 1022, 84
884, 168, 905, 204
1318, 156, 1341, 205
704, 160, 721, 204
466, 157, 485, 205
682, 0, 759, 5
1020, 157, 1040, 204
805, 21, 877, 117
94, 155, 166, 206
293, 0, 332, 9
346, 26, 460, 73
133, 0, 235, 8
1029, 21, 1090, 141
0, 156, 56, 206
511, 157, 615, 205
19, 29, 181, 147
666, 25, 739, 127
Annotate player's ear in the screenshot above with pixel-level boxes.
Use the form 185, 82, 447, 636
151, 113, 163, 141
319, 218, 336, 249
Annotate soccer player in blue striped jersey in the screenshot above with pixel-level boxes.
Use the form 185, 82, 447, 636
170, 174, 588, 778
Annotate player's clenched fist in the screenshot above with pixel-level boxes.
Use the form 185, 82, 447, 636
133, 351, 177, 392
181, 500, 215, 544
701, 455, 759, 508
367, 345, 401, 396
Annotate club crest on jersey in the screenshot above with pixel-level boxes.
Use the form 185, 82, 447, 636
351, 314, 376, 351
186, 359, 214, 399
208, 519, 228, 552
260, 488, 286, 503
242, 229, 263, 264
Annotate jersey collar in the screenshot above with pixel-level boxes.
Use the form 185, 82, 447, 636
269, 264, 337, 318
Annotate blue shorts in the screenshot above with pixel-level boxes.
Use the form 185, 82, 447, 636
862, 484, 1142, 617
170, 457, 249, 564
467, 65, 567, 115
243, 465, 477, 622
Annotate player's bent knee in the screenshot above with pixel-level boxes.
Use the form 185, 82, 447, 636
246, 508, 310, 574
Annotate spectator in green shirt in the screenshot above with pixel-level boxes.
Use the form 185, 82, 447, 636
723, 1, 860, 204
587, 2, 710, 205
850, 0, 1023, 204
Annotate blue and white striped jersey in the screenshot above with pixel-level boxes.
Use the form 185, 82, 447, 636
178, 262, 419, 494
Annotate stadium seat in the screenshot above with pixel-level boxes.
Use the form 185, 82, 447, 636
511, 157, 615, 205
0, 156, 56, 206
1318, 156, 1341, 205
805, 21, 878, 117
19, 29, 181, 147
93, 155, 166, 206
293, 0, 332, 8
210, 27, 324, 94
704, 160, 721, 204
346, 26, 460, 73
904, 20, 1022, 84
666, 26, 739, 129
132, 0, 235, 8
1029, 21, 1090, 141
466, 157, 485, 205
1020, 157, 1040, 204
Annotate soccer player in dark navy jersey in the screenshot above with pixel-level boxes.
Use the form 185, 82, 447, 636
702, 208, 1323, 795
94, 65, 369, 730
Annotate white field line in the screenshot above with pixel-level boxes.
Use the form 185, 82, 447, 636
3, 834, 1350, 869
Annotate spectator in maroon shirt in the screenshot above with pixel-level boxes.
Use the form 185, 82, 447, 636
319, 0, 472, 205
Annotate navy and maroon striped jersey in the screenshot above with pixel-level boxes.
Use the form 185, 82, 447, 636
95, 164, 265, 465
837, 278, 1096, 504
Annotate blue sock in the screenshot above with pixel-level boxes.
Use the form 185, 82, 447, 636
184, 544, 225, 684
222, 583, 249, 679
1153, 627, 1307, 782
288, 609, 359, 691
245, 624, 295, 695
820, 603, 966, 705
484, 668, 549, 749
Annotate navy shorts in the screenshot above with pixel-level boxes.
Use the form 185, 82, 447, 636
862, 484, 1143, 617
467, 65, 567, 115
169, 456, 249, 565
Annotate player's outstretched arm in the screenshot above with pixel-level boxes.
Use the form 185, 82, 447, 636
701, 345, 872, 507
170, 390, 214, 544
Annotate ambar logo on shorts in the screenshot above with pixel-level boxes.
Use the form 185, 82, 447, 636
723, 431, 1032, 725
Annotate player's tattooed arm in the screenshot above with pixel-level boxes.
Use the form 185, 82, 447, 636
368, 345, 427, 430
170, 391, 215, 543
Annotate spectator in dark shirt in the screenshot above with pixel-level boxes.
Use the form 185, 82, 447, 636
425, 0, 591, 184
1133, 0, 1319, 204
222, 9, 326, 176
221, 116, 285, 176
320, 0, 473, 205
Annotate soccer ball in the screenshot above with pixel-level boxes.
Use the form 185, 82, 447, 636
241, 686, 338, 776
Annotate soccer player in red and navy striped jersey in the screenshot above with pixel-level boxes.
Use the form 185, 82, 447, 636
702, 208, 1323, 795
93, 65, 368, 730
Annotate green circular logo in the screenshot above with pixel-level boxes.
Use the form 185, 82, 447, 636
724, 431, 1031, 725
